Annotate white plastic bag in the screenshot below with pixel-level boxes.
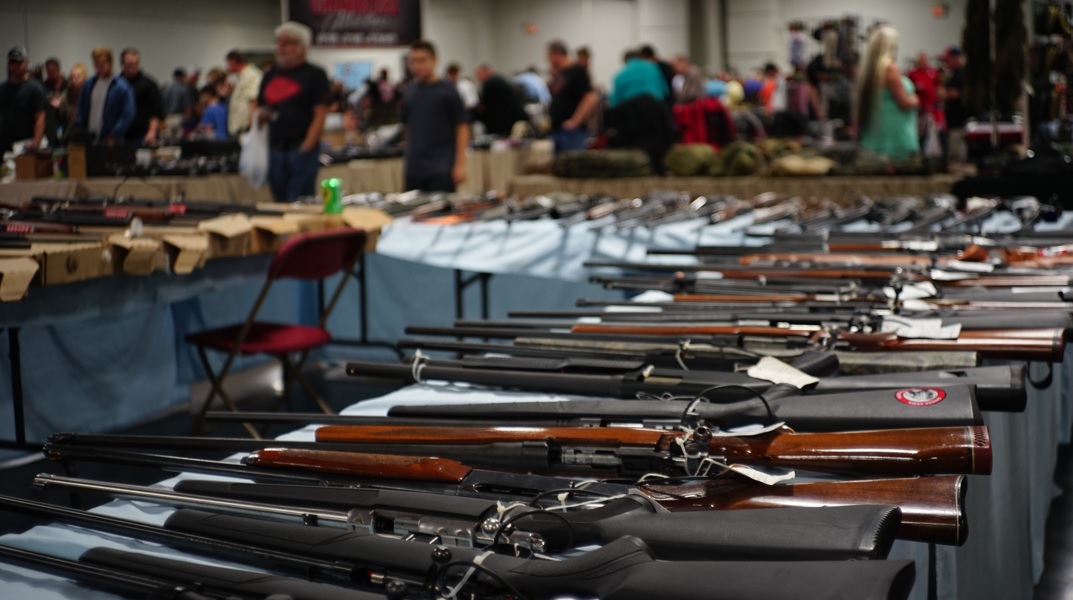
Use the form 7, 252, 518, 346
239, 119, 269, 189
923, 115, 942, 158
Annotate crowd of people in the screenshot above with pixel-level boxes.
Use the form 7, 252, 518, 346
0, 42, 276, 155
0, 20, 969, 201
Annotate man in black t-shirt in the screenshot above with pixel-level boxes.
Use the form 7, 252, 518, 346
255, 21, 331, 201
941, 46, 968, 162
474, 64, 527, 138
120, 48, 164, 145
0, 46, 46, 154
547, 40, 596, 154
400, 40, 468, 192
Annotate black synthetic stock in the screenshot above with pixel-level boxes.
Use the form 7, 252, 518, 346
167, 509, 915, 600
173, 481, 900, 560
80, 546, 382, 600
386, 385, 982, 431
349, 357, 1018, 413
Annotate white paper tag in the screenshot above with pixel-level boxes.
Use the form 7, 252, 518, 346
944, 260, 996, 273
883, 281, 938, 300
726, 464, 796, 485
930, 269, 977, 281
745, 357, 820, 389
717, 421, 787, 437
880, 316, 962, 339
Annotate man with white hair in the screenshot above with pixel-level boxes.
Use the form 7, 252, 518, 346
255, 21, 331, 201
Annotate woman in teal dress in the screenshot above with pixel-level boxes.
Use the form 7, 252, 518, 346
856, 26, 920, 159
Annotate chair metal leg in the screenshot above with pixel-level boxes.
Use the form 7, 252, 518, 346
192, 346, 260, 439
283, 355, 335, 414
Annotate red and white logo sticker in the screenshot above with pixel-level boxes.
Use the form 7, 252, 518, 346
895, 388, 946, 406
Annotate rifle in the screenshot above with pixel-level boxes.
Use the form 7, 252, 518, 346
381, 385, 981, 431
174, 479, 903, 560
29, 473, 900, 561
312, 423, 992, 477
569, 322, 1066, 362
0, 493, 363, 588
0, 542, 381, 600
39, 439, 968, 545
480, 336, 981, 373
345, 358, 1025, 413
164, 510, 918, 600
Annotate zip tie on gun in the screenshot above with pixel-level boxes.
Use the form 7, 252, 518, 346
411, 349, 429, 384
674, 340, 691, 371
540, 493, 632, 512
439, 551, 498, 599
671, 427, 732, 478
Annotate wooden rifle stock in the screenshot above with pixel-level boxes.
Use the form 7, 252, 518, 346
246, 449, 473, 482
312, 425, 992, 477
641, 475, 968, 546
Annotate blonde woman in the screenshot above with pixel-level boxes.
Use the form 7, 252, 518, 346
856, 26, 920, 159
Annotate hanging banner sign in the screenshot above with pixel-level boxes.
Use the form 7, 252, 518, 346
286, 0, 421, 47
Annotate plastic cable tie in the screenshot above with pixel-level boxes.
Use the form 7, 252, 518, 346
674, 340, 690, 371
441, 551, 494, 599
411, 350, 429, 384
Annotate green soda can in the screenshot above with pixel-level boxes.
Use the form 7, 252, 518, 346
321, 177, 343, 214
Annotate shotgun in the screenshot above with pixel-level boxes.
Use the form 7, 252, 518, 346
383, 385, 983, 431
38, 438, 968, 545
569, 323, 1066, 362
345, 358, 1026, 413
162, 510, 918, 600
29, 473, 901, 561
242, 449, 971, 546
312, 424, 992, 477
0, 542, 381, 600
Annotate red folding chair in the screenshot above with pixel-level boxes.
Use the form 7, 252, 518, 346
185, 227, 367, 437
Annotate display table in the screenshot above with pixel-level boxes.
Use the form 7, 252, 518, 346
508, 173, 961, 203
0, 372, 1067, 600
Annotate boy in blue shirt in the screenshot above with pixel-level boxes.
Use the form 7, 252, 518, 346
197, 85, 228, 139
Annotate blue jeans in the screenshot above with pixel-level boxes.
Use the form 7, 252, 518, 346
551, 128, 588, 154
269, 147, 320, 201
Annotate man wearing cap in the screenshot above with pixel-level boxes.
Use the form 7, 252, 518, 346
0, 46, 46, 154
75, 46, 135, 144
941, 46, 967, 162
255, 21, 331, 201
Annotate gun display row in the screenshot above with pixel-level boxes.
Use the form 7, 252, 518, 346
38, 438, 969, 546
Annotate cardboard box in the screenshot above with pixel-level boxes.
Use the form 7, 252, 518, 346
0, 242, 106, 286
249, 216, 301, 254
67, 145, 87, 179
106, 234, 167, 276
282, 212, 346, 233
342, 207, 393, 252
15, 152, 53, 180
196, 214, 252, 258
0, 257, 39, 301
162, 234, 209, 274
